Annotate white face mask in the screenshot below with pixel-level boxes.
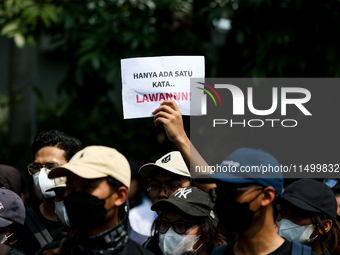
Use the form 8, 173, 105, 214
278, 218, 316, 244
0, 233, 14, 244
33, 168, 56, 198
54, 200, 71, 227
158, 228, 203, 255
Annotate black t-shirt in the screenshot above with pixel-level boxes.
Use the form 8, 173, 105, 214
221, 240, 291, 255
125, 239, 155, 255
37, 238, 155, 255
211, 239, 319, 255
23, 206, 68, 255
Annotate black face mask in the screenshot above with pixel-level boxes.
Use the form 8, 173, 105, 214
64, 191, 114, 230
214, 190, 263, 233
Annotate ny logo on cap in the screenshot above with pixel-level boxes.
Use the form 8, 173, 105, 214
174, 187, 192, 199
162, 155, 171, 163
0, 201, 4, 210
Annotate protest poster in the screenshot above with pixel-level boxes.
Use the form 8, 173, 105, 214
121, 56, 204, 119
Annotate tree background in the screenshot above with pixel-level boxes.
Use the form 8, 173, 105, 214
1, 0, 340, 200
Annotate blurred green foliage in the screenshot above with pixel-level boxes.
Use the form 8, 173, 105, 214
0, 0, 61, 47
1, 0, 340, 164
216, 0, 340, 77
0, 0, 215, 163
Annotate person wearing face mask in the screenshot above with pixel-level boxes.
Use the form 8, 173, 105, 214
129, 151, 191, 245
42, 145, 154, 255
46, 177, 72, 230
144, 186, 226, 255
195, 148, 317, 255
23, 129, 82, 255
0, 188, 26, 255
277, 179, 340, 255
35, 176, 80, 255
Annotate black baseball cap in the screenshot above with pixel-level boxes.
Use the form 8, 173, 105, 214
281, 179, 337, 221
151, 186, 218, 226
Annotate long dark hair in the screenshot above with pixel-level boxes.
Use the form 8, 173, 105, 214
312, 215, 340, 255
198, 216, 227, 253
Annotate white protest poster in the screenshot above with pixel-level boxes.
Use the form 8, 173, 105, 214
121, 56, 204, 119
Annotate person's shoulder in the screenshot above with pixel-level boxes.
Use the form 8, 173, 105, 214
35, 239, 63, 255
269, 240, 317, 255
142, 233, 159, 249
6, 249, 26, 255
268, 239, 292, 255
211, 240, 235, 255
130, 227, 149, 246
1, 246, 26, 255
24, 206, 47, 229
127, 238, 155, 255
210, 244, 228, 255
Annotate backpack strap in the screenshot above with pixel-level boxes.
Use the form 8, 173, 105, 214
26, 208, 53, 247
291, 241, 312, 255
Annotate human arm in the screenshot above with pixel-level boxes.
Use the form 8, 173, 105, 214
152, 100, 216, 193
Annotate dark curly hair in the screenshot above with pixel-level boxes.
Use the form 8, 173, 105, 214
31, 129, 82, 161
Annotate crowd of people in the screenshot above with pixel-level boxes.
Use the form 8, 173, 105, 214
0, 100, 339, 255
